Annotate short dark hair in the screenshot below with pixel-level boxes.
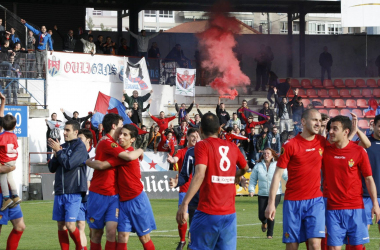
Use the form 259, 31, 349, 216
242, 99, 247, 103
165, 129, 173, 136
374, 115, 380, 126
65, 119, 80, 131
78, 128, 93, 141
330, 115, 352, 134
97, 35, 103, 38
200, 113, 219, 136
232, 112, 237, 116
297, 97, 302, 101
122, 124, 138, 139
88, 34, 93, 39
187, 127, 199, 136
263, 101, 269, 106
106, 36, 111, 39
51, 112, 57, 118
226, 127, 233, 133
73, 111, 79, 115
301, 108, 319, 120
2, 114, 16, 131
141, 125, 147, 129
321, 113, 328, 121
102, 113, 123, 134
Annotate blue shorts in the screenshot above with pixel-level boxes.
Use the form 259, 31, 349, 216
283, 197, 326, 243
0, 194, 22, 225
117, 191, 156, 236
363, 197, 380, 225
189, 210, 237, 250
87, 191, 119, 229
77, 202, 87, 221
178, 192, 186, 207
52, 194, 82, 222
326, 209, 369, 246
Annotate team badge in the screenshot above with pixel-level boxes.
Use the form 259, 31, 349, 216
281, 147, 285, 155
111, 143, 118, 148
0, 215, 2, 220
284, 232, 290, 238
47, 55, 60, 77
90, 218, 95, 223
319, 148, 323, 156
116, 208, 119, 219
348, 159, 355, 167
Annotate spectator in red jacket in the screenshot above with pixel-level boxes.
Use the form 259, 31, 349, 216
84, 121, 97, 147
149, 111, 177, 134
239, 108, 268, 135
157, 129, 175, 156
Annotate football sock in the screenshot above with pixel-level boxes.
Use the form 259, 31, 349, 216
6, 229, 23, 250
58, 230, 70, 250
116, 243, 127, 250
143, 240, 155, 250
105, 240, 116, 250
305, 241, 309, 250
83, 247, 88, 250
178, 222, 187, 242
321, 234, 328, 250
68, 228, 82, 250
347, 245, 366, 250
90, 241, 102, 250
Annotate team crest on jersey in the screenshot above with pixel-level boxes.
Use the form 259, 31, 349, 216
116, 208, 119, 218
281, 147, 285, 155
319, 148, 323, 156
284, 232, 290, 238
111, 143, 118, 148
348, 159, 355, 167
90, 218, 95, 223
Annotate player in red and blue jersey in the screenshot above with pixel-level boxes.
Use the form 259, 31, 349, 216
176, 113, 248, 250
266, 109, 326, 249
323, 115, 380, 249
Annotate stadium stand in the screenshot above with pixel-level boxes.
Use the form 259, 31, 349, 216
301, 79, 312, 88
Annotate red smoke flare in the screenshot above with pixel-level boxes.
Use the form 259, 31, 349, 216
197, 9, 250, 100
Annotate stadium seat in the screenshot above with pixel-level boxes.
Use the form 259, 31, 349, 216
358, 120, 369, 129
324, 99, 335, 108
345, 79, 356, 88
301, 79, 312, 88
306, 89, 318, 98
334, 79, 345, 88
340, 109, 351, 117
357, 99, 368, 108
346, 99, 357, 109
355, 79, 366, 88
351, 89, 362, 98
312, 79, 323, 88
287, 88, 294, 97
362, 89, 372, 98
312, 99, 324, 109
335, 99, 346, 108
302, 99, 311, 108
367, 79, 377, 87
323, 79, 334, 89
290, 79, 301, 88
378, 79, 380, 87
297, 89, 307, 97
329, 109, 340, 118
318, 89, 329, 98
329, 89, 340, 98
339, 89, 351, 98
352, 109, 364, 118
319, 109, 328, 115
373, 89, 380, 97
365, 112, 376, 118
279, 78, 286, 83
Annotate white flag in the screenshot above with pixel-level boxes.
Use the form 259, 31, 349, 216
123, 57, 152, 90
342, 0, 380, 27
175, 68, 196, 96
140, 152, 170, 172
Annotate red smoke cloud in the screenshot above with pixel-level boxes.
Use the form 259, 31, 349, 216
197, 9, 250, 100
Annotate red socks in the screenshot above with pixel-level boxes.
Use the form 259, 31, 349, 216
58, 230, 70, 250
178, 222, 187, 242
117, 243, 127, 250
68, 228, 82, 250
143, 240, 155, 250
346, 245, 366, 250
321, 234, 328, 250
105, 241, 116, 250
6, 229, 23, 250
83, 247, 88, 250
91, 241, 102, 250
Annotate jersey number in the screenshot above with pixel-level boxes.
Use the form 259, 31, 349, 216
219, 146, 230, 171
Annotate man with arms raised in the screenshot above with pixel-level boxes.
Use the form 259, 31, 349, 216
176, 113, 248, 250
266, 109, 326, 250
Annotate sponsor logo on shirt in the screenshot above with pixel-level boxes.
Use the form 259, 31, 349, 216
211, 175, 235, 184
115, 208, 119, 218
305, 148, 315, 152
280, 147, 285, 155
334, 156, 346, 159
348, 159, 355, 167
319, 148, 323, 156
111, 143, 118, 148
284, 232, 290, 238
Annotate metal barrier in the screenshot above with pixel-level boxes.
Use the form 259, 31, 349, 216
28, 152, 52, 183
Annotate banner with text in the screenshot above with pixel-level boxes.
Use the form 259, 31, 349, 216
123, 57, 152, 90
141, 151, 170, 172
175, 68, 196, 96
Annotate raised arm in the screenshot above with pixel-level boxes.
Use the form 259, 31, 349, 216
23, 22, 41, 36
349, 112, 371, 148
0, 93, 5, 117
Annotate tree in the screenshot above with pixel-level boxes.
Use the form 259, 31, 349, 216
100, 23, 112, 31
86, 17, 95, 30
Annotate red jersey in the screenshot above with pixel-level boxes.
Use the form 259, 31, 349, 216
0, 131, 18, 163
224, 132, 248, 142
178, 127, 188, 146
322, 141, 372, 210
176, 147, 191, 193
195, 137, 247, 215
240, 110, 267, 135
89, 134, 125, 196
107, 146, 143, 202
277, 134, 326, 201
157, 134, 175, 156
150, 115, 176, 134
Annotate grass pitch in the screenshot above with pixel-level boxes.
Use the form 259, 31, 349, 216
0, 196, 378, 249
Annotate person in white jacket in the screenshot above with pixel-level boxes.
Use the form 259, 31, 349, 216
80, 30, 96, 55
125, 27, 162, 59
248, 148, 288, 239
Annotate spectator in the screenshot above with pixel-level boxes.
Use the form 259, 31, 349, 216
216, 98, 230, 129
254, 44, 268, 91
21, 19, 53, 79
189, 114, 201, 128
148, 42, 160, 58
234, 128, 247, 159
267, 127, 281, 154
319, 46, 333, 83
248, 148, 288, 239
125, 27, 163, 59
26, 30, 36, 50
47, 29, 54, 51
277, 78, 291, 98
237, 99, 251, 128
45, 113, 62, 162
256, 131, 268, 159
174, 121, 188, 149
6, 55, 20, 104
13, 42, 28, 65
0, 40, 13, 77
149, 110, 177, 134
239, 109, 268, 135
175, 100, 194, 124
26, 30, 36, 78
80, 30, 96, 54
2, 31, 14, 49
60, 109, 93, 126
103, 36, 116, 55
147, 124, 161, 152
128, 100, 151, 127
266, 46, 274, 72
117, 38, 130, 56
226, 112, 242, 129
95, 123, 105, 142
54, 25, 79, 52
274, 87, 297, 133
319, 113, 329, 138
9, 28, 20, 46
94, 35, 104, 54
157, 129, 175, 156
134, 125, 149, 151
292, 93, 304, 135
165, 44, 191, 68
84, 121, 98, 147
123, 89, 152, 110
258, 102, 274, 131
247, 127, 258, 169
0, 19, 4, 36
267, 71, 279, 107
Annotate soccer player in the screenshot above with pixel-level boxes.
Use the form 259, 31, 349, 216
176, 113, 248, 250
86, 124, 154, 250
48, 120, 89, 250
86, 113, 143, 250
149, 110, 178, 134
266, 109, 326, 250
76, 129, 96, 250
167, 128, 198, 250
323, 115, 380, 249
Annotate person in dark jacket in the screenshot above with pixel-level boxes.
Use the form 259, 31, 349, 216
118, 38, 130, 56
319, 46, 333, 83
258, 102, 275, 131
256, 131, 268, 160
254, 44, 268, 91
277, 78, 291, 98
123, 89, 152, 110
134, 125, 149, 150
175, 100, 194, 125
292, 96, 304, 136
54, 25, 79, 52
128, 100, 151, 127
216, 98, 230, 129
274, 87, 298, 133
148, 42, 160, 58
267, 71, 279, 107
47, 120, 88, 250
60, 108, 93, 126
95, 35, 105, 54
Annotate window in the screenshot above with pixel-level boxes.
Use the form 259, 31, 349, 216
92, 10, 102, 16
144, 27, 157, 32
144, 10, 156, 17
348, 27, 355, 34
242, 20, 253, 27
317, 23, 326, 34
293, 22, 299, 32
159, 11, 173, 18
280, 22, 288, 33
